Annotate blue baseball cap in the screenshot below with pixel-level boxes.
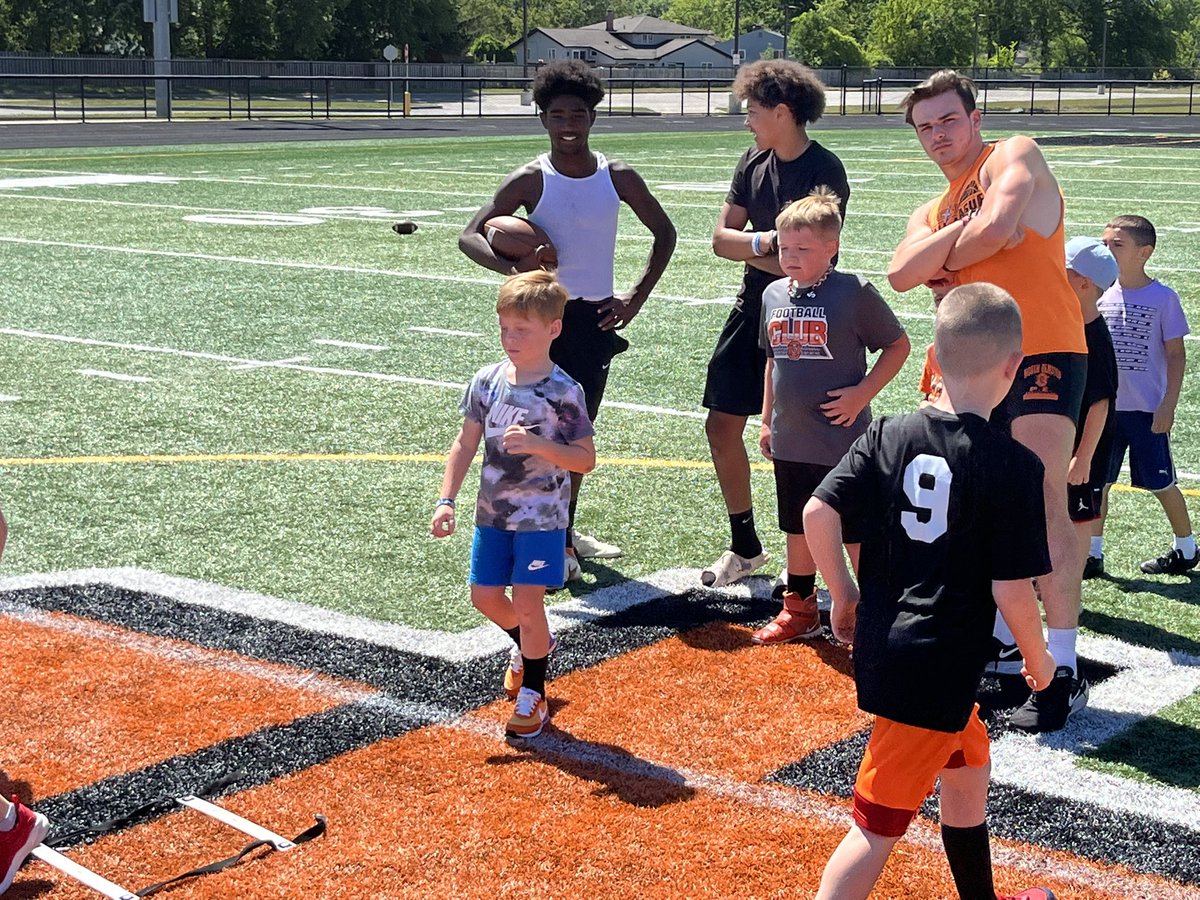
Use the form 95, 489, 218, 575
1065, 236, 1118, 289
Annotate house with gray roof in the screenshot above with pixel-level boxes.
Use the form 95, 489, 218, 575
512, 14, 732, 69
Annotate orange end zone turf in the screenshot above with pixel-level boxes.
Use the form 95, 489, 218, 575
27, 623, 1182, 899
0, 612, 368, 798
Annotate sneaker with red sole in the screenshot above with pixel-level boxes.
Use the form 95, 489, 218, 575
504, 633, 558, 699
506, 687, 549, 738
751, 591, 822, 645
997, 889, 1056, 900
0, 798, 49, 893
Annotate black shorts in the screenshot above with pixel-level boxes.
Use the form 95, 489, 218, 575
774, 459, 865, 542
992, 352, 1087, 428
550, 297, 629, 422
1067, 482, 1103, 523
702, 288, 767, 417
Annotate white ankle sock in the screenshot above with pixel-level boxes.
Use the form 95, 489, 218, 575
1047, 627, 1078, 675
1174, 534, 1197, 558
1089, 536, 1104, 558
993, 612, 1017, 646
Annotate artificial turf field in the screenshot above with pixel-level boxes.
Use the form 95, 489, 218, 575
0, 118, 1198, 896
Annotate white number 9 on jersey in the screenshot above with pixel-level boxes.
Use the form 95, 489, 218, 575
901, 454, 952, 543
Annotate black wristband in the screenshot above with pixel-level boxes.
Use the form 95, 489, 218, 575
436, 498, 456, 509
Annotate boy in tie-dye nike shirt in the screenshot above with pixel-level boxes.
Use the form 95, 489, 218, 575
461, 361, 593, 531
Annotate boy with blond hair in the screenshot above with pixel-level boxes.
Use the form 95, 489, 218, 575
805, 283, 1056, 900
1097, 215, 1196, 575
753, 187, 909, 645
431, 271, 596, 738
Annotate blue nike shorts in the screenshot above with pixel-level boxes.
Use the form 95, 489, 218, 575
470, 526, 567, 587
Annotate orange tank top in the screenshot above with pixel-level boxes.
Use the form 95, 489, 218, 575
928, 142, 1085, 356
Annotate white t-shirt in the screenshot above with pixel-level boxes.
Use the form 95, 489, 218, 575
1098, 279, 1190, 412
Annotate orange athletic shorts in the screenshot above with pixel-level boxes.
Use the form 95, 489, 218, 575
852, 704, 990, 837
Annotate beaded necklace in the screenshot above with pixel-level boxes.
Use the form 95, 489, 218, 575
788, 265, 834, 301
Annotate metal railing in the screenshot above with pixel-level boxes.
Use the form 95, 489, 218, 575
1, 73, 1197, 122
862, 77, 1199, 117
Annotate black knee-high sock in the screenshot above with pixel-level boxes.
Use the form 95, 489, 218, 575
941, 822, 995, 900
504, 626, 521, 649
787, 572, 816, 597
729, 509, 763, 558
521, 654, 549, 698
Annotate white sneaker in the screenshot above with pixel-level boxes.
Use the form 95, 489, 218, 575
564, 552, 582, 581
701, 549, 770, 588
572, 530, 623, 559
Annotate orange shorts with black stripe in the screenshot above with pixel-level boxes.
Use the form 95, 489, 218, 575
852, 704, 990, 838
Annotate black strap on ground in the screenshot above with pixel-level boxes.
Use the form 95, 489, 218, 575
134, 815, 327, 897
46, 771, 246, 848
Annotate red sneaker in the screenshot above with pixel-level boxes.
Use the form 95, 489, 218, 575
0, 797, 49, 893
751, 592, 822, 645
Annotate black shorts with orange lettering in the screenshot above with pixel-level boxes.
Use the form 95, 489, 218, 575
991, 351, 1086, 427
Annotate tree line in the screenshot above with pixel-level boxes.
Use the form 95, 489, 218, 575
2, 0, 1197, 72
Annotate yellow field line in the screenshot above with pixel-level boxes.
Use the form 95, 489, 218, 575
0, 450, 1195, 497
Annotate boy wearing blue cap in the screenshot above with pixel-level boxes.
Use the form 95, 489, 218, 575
1063, 237, 1120, 579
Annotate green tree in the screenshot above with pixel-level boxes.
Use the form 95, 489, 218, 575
277, 0, 345, 58
219, 0, 275, 57
867, 0, 972, 66
791, 0, 869, 66
468, 33, 514, 62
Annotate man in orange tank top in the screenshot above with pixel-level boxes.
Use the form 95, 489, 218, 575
886, 71, 1088, 734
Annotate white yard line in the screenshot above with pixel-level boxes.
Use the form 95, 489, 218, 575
314, 339, 390, 351
408, 326, 483, 338
79, 368, 152, 383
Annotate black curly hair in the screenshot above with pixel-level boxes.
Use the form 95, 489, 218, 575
532, 60, 605, 111
733, 60, 826, 125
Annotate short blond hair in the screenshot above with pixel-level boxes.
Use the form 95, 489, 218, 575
934, 283, 1022, 377
495, 270, 568, 322
775, 186, 843, 239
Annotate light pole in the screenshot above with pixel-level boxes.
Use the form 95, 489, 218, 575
972, 13, 985, 77
782, 0, 791, 60
1100, 15, 1111, 79
733, 0, 741, 66
522, 0, 529, 78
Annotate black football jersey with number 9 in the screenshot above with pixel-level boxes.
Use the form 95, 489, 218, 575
814, 408, 1051, 732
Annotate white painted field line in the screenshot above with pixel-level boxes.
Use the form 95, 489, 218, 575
314, 339, 389, 351
229, 355, 312, 372
409, 326, 482, 338
0, 596, 376, 705
2, 327, 463, 390
0, 395, 18, 402
79, 368, 151, 383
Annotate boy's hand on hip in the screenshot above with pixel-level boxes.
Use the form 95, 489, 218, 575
821, 384, 868, 427
1022, 648, 1057, 692
597, 293, 643, 331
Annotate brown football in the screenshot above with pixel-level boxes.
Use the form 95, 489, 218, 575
482, 215, 555, 264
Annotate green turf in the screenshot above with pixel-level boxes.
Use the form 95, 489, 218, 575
0, 124, 1198, 789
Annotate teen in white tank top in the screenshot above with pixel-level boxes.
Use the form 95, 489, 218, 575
529, 152, 620, 301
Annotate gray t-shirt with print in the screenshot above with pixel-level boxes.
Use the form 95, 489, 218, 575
759, 271, 905, 466
461, 361, 594, 531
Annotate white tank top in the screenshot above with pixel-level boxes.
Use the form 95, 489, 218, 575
529, 152, 620, 302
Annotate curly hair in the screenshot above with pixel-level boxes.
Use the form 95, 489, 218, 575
732, 60, 826, 125
899, 70, 977, 125
532, 60, 605, 111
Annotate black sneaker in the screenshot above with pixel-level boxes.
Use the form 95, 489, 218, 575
1010, 666, 1089, 733
984, 638, 1024, 676
1082, 555, 1105, 579
1140, 548, 1199, 575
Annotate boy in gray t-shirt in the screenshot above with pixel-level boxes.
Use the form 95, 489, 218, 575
753, 188, 909, 647
431, 272, 595, 739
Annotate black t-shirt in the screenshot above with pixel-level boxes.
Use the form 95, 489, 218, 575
1077, 316, 1119, 465
814, 408, 1051, 733
725, 141, 850, 309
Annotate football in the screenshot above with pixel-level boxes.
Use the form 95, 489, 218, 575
482, 215, 556, 269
